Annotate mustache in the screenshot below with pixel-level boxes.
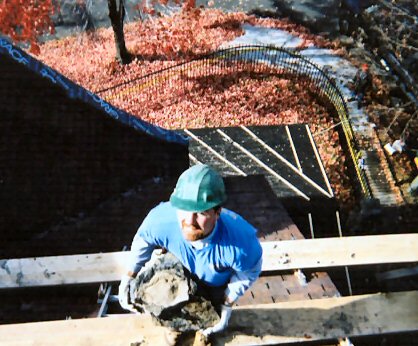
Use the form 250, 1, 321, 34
181, 220, 206, 241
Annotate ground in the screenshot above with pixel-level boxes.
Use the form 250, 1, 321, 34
35, 9, 356, 207
334, 1, 418, 202
34, 1, 418, 216
31, 0, 418, 291
6, 0, 417, 277
1, 1, 417, 344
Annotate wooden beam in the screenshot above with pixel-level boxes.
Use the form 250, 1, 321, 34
0, 252, 130, 289
0, 313, 178, 346
262, 233, 418, 271
1, 234, 417, 289
216, 291, 418, 345
0, 291, 416, 346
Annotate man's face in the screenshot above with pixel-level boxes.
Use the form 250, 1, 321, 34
177, 208, 221, 241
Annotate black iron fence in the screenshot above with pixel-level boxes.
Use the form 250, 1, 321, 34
96, 45, 371, 197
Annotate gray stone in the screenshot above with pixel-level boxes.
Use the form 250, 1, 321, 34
129, 253, 219, 332
338, 35, 355, 46
273, 0, 341, 35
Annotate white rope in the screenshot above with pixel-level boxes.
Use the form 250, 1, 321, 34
188, 153, 201, 165
241, 126, 333, 198
285, 125, 302, 172
184, 129, 247, 176
306, 125, 334, 197
308, 213, 315, 239
216, 129, 310, 201
336, 210, 353, 296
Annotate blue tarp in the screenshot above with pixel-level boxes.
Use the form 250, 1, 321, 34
0, 36, 188, 146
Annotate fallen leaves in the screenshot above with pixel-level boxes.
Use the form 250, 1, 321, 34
0, 0, 56, 53
111, 69, 353, 205
32, 7, 352, 205
35, 8, 334, 92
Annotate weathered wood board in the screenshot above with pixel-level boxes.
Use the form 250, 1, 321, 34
261, 233, 418, 271
0, 291, 416, 346
215, 290, 418, 345
1, 234, 417, 289
0, 313, 177, 346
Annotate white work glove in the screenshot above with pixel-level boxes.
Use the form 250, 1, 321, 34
118, 275, 137, 313
202, 304, 232, 337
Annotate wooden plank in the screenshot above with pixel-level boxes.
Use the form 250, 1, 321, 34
216, 291, 418, 345
0, 291, 416, 346
262, 233, 418, 271
1, 234, 417, 289
0, 252, 130, 289
0, 313, 178, 346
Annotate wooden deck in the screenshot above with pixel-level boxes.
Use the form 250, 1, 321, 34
186, 124, 340, 304
238, 204, 339, 305
185, 124, 334, 200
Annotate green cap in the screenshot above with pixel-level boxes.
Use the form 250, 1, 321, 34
170, 164, 227, 212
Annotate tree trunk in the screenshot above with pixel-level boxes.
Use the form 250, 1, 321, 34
108, 0, 131, 64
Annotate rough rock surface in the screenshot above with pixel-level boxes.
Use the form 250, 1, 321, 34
129, 253, 220, 332
272, 0, 341, 35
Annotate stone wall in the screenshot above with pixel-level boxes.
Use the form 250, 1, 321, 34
0, 52, 189, 242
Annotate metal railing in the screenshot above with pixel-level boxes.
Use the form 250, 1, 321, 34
96, 45, 371, 197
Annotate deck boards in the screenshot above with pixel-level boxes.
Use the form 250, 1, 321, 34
185, 124, 333, 199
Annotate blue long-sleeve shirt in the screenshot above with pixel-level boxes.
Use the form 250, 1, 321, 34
127, 202, 263, 303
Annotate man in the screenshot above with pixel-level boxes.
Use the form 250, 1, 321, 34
119, 164, 263, 336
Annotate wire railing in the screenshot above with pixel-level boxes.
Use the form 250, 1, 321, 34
96, 45, 372, 197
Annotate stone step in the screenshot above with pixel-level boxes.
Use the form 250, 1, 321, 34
363, 150, 401, 205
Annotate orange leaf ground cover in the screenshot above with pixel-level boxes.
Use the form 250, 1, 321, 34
38, 8, 333, 91
35, 8, 352, 206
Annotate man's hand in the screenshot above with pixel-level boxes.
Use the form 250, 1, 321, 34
202, 304, 232, 337
118, 274, 137, 312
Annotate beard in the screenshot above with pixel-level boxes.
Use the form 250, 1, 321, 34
181, 220, 207, 241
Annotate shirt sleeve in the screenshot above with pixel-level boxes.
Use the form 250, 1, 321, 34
126, 231, 156, 274
224, 255, 263, 303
